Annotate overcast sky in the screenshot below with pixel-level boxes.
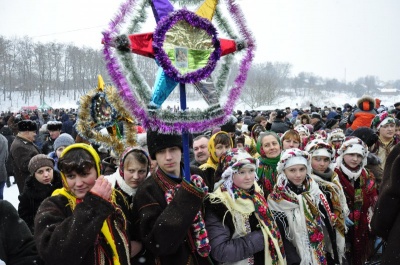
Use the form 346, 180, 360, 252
1, 0, 399, 82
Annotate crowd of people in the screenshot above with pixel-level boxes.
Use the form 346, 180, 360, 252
1, 95, 400, 264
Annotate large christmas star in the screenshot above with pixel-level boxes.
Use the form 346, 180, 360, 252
110, 0, 246, 108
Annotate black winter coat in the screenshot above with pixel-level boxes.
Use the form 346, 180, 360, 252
34, 192, 131, 265
371, 143, 400, 264
132, 168, 212, 265
0, 200, 43, 265
18, 171, 63, 233
10, 136, 40, 193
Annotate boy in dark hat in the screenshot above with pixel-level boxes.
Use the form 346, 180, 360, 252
132, 129, 213, 264
10, 120, 40, 193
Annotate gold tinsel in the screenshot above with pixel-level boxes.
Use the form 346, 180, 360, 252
76, 75, 137, 156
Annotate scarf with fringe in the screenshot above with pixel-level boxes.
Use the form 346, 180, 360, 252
311, 169, 348, 263
334, 168, 378, 265
208, 182, 286, 265
268, 175, 333, 265
52, 188, 125, 265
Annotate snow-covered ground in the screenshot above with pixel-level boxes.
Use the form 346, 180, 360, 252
3, 177, 19, 209
2, 90, 400, 114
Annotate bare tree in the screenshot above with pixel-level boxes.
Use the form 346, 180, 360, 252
241, 62, 291, 109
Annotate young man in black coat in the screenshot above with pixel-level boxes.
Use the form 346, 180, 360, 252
132, 129, 212, 265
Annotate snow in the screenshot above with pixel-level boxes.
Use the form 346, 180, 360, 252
3, 177, 19, 210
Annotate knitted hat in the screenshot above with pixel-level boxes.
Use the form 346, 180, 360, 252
350, 127, 378, 147
371, 111, 395, 131
46, 121, 63, 131
54, 133, 75, 151
305, 139, 334, 160
28, 154, 54, 175
17, 120, 37, 132
276, 148, 311, 176
147, 129, 182, 160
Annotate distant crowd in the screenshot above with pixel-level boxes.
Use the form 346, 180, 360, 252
1, 94, 400, 264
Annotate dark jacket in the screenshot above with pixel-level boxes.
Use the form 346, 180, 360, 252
205, 198, 265, 264
132, 167, 212, 265
371, 143, 400, 264
0, 126, 15, 177
34, 192, 130, 265
18, 171, 63, 233
0, 200, 42, 265
313, 120, 326, 132
270, 119, 290, 134
41, 138, 56, 155
10, 136, 40, 193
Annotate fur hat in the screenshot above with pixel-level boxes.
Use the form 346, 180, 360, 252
28, 154, 54, 175
350, 127, 378, 147
147, 129, 182, 160
17, 120, 37, 132
357, 95, 375, 111
54, 133, 75, 151
371, 111, 395, 132
46, 121, 63, 131
276, 110, 285, 119
310, 112, 322, 120
221, 115, 238, 133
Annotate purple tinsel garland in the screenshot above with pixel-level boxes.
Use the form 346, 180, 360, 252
153, 9, 221, 84
102, 0, 255, 133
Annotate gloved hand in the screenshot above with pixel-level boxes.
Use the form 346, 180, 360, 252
345, 217, 354, 227
190, 174, 209, 194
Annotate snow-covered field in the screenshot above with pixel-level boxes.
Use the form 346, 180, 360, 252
2, 91, 400, 114
3, 177, 19, 209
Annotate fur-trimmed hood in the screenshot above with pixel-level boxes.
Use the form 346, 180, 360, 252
357, 95, 375, 111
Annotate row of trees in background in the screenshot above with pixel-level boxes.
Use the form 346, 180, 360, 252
1, 36, 399, 110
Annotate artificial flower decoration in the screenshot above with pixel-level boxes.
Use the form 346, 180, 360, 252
75, 75, 137, 156
102, 0, 255, 133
